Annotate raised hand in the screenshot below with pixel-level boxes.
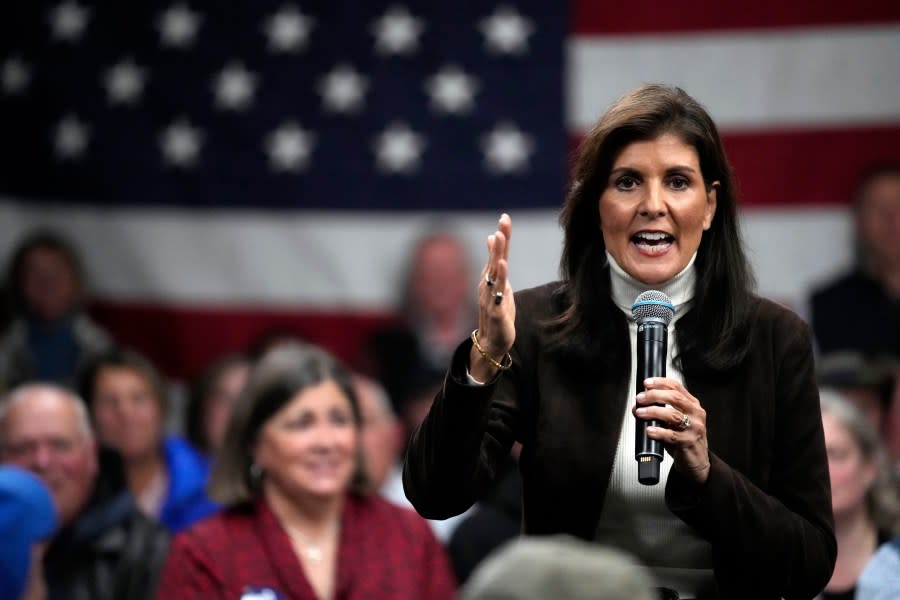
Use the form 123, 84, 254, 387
469, 214, 516, 382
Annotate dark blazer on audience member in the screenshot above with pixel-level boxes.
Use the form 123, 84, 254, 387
404, 280, 836, 600
447, 458, 522, 584
810, 269, 900, 357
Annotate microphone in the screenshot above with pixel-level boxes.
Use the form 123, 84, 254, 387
631, 290, 675, 486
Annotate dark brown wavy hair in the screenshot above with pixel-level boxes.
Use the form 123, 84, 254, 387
209, 342, 369, 505
552, 84, 755, 371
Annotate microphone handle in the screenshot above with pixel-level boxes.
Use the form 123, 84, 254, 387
636, 319, 667, 485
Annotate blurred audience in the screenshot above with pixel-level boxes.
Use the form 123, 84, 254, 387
364, 230, 475, 414
447, 450, 522, 584
0, 230, 112, 390
78, 348, 218, 532
354, 372, 469, 543
0, 383, 168, 600
186, 353, 251, 456
817, 388, 900, 600
857, 536, 900, 600
887, 375, 900, 469
811, 165, 900, 357
399, 375, 445, 445
0, 465, 57, 600
248, 328, 310, 362
458, 535, 655, 600
816, 352, 900, 466
156, 342, 455, 599
354, 373, 405, 494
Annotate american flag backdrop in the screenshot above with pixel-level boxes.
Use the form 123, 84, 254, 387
1, 1, 899, 379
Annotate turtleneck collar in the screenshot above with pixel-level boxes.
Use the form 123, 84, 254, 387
607, 252, 697, 322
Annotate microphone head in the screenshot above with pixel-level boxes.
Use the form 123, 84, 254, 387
631, 290, 675, 326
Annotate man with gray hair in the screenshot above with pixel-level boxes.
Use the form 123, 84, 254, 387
459, 535, 656, 600
0, 383, 169, 600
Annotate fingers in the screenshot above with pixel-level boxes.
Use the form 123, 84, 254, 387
636, 378, 695, 411
633, 402, 688, 429
641, 377, 686, 394
478, 214, 514, 323
645, 425, 706, 450
482, 259, 508, 308
486, 232, 502, 278
493, 260, 508, 301
483, 240, 507, 288
635, 378, 709, 480
484, 215, 511, 292
633, 379, 707, 438
498, 213, 512, 261
473, 216, 517, 370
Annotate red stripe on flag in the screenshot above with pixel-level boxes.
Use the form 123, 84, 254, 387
570, 124, 900, 207
572, 0, 900, 35
724, 125, 900, 207
89, 301, 395, 380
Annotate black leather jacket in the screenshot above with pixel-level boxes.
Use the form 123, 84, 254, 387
43, 451, 170, 600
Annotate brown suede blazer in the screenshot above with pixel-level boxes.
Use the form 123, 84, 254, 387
404, 280, 836, 600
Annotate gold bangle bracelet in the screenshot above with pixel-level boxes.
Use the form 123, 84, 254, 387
470, 329, 513, 371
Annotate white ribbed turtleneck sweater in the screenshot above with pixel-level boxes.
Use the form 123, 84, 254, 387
595, 252, 713, 597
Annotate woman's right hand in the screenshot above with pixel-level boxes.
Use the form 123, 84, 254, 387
469, 213, 516, 382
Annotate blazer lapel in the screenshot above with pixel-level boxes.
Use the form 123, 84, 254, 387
530, 299, 631, 538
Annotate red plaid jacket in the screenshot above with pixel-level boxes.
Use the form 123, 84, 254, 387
155, 493, 456, 600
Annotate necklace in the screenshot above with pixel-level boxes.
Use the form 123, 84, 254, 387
283, 524, 334, 563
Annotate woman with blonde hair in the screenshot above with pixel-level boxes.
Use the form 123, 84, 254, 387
817, 388, 900, 600
156, 342, 455, 600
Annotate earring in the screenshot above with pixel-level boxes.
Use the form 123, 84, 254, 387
249, 462, 264, 487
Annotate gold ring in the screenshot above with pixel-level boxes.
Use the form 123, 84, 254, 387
676, 413, 691, 431
485, 274, 495, 287
493, 291, 503, 305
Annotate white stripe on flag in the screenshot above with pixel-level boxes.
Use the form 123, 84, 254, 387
0, 200, 562, 309
742, 207, 852, 313
568, 24, 900, 131
1, 199, 850, 313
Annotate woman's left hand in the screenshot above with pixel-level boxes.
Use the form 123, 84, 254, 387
632, 377, 710, 483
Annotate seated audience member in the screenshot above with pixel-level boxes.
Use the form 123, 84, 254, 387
364, 230, 475, 413
354, 373, 468, 543
247, 328, 311, 362
0, 465, 57, 600
817, 352, 895, 432
817, 352, 900, 466
399, 374, 445, 443
354, 373, 405, 494
186, 353, 251, 456
156, 343, 456, 600
79, 348, 218, 532
0, 384, 168, 600
857, 536, 900, 599
817, 389, 900, 600
887, 370, 900, 469
447, 449, 522, 584
0, 230, 113, 390
811, 165, 900, 357
458, 535, 655, 600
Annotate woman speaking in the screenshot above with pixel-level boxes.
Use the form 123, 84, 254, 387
403, 84, 836, 600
